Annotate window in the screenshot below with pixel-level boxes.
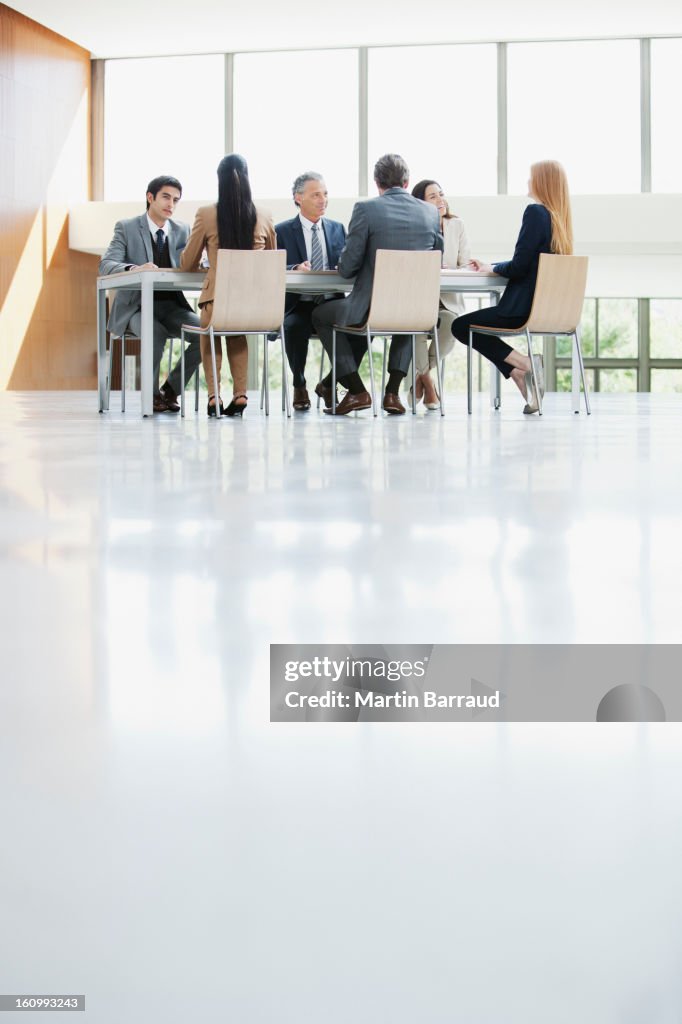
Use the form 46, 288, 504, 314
368, 45, 497, 196
651, 39, 682, 193
507, 41, 640, 194
233, 50, 358, 198
651, 300, 682, 359
104, 56, 225, 200
651, 370, 682, 393
597, 299, 638, 359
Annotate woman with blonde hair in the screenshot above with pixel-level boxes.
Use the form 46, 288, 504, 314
180, 154, 275, 416
451, 159, 573, 413
411, 179, 471, 409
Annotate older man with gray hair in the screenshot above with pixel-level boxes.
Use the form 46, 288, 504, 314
275, 173, 347, 410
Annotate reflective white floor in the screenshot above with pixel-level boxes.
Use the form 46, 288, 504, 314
1, 390, 682, 1023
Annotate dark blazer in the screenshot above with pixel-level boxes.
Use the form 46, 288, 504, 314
275, 215, 347, 312
99, 214, 192, 335
336, 187, 443, 329
493, 203, 552, 319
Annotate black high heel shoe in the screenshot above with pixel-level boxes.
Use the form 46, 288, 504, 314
223, 394, 248, 418
207, 395, 224, 417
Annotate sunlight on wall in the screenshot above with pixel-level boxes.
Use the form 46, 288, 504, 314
0, 91, 88, 390
0, 208, 44, 389
46, 92, 89, 268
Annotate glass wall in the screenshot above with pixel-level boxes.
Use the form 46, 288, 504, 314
368, 45, 497, 194
233, 49, 359, 198
104, 56, 225, 201
651, 300, 682, 358
507, 41, 641, 194
102, 37, 682, 393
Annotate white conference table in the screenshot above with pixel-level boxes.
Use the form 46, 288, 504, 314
96, 268, 505, 417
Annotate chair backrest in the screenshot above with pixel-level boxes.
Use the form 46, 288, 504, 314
211, 249, 286, 332
367, 249, 442, 332
526, 253, 589, 334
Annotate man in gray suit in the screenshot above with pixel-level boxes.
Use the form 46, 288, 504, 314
99, 175, 201, 412
312, 153, 443, 415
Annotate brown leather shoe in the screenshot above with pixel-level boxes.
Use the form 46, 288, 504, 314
160, 381, 180, 412
314, 381, 335, 409
153, 393, 170, 413
293, 386, 311, 411
323, 390, 372, 415
383, 391, 406, 415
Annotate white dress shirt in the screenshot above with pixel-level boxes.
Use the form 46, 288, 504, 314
147, 214, 170, 243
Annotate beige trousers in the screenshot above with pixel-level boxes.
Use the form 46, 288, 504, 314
414, 309, 456, 375
199, 302, 248, 397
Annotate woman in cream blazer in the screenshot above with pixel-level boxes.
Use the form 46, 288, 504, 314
180, 154, 275, 416
412, 179, 471, 409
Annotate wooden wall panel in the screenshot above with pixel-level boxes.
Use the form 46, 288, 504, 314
0, 4, 98, 390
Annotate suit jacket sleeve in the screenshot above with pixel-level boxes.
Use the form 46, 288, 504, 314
337, 203, 369, 279
493, 205, 548, 280
179, 208, 208, 272
331, 223, 347, 267
99, 221, 132, 275
456, 221, 471, 267
257, 212, 276, 251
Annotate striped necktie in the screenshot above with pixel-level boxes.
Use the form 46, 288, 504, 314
156, 228, 165, 255
310, 223, 324, 271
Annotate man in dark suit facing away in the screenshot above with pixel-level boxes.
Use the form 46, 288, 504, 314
312, 153, 443, 416
275, 173, 346, 410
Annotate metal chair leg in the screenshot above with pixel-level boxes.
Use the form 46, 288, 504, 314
467, 328, 473, 415
281, 339, 286, 412
367, 328, 377, 417
195, 357, 200, 412
381, 338, 388, 400
264, 332, 270, 415
433, 325, 445, 416
317, 342, 326, 410
180, 329, 186, 417
526, 329, 542, 416
280, 326, 291, 418
120, 334, 126, 413
106, 336, 114, 412
332, 329, 337, 414
411, 335, 417, 414
574, 327, 591, 415
209, 326, 220, 418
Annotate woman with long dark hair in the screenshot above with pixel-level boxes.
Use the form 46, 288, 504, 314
451, 159, 573, 413
181, 154, 275, 416
411, 178, 471, 408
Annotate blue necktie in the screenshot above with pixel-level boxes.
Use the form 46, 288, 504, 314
156, 229, 165, 256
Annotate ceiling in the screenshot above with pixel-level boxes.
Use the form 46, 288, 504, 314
8, 0, 682, 58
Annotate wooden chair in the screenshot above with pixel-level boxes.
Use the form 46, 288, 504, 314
179, 249, 289, 417
467, 253, 590, 416
331, 249, 443, 416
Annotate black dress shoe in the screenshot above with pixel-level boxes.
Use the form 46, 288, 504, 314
383, 392, 406, 415
161, 381, 180, 412
314, 381, 335, 409
323, 390, 372, 415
